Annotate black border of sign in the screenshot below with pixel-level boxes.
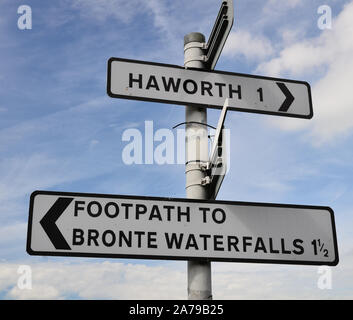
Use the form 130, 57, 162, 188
27, 190, 338, 266
107, 57, 314, 119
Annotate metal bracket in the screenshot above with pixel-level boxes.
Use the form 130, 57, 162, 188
200, 161, 211, 172
184, 55, 207, 66
184, 41, 207, 67
201, 176, 211, 186
184, 42, 207, 51
185, 162, 211, 189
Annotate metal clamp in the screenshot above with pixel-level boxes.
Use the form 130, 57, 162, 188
201, 176, 211, 186
185, 161, 211, 189
184, 42, 207, 51
184, 55, 207, 66
184, 41, 207, 66
199, 162, 211, 172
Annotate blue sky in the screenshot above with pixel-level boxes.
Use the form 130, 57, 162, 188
1, 0, 353, 299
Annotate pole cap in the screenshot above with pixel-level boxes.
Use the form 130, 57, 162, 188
184, 32, 205, 45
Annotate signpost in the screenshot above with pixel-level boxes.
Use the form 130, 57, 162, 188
107, 57, 313, 119
26, 0, 338, 301
27, 191, 338, 266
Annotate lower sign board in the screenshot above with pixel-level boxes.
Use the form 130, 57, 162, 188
27, 191, 338, 266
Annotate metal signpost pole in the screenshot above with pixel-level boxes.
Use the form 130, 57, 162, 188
184, 32, 212, 300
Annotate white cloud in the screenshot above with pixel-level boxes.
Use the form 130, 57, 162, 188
262, 0, 304, 18
144, 0, 171, 36
71, 0, 141, 24
257, 2, 353, 145
1, 250, 353, 299
1, 261, 186, 299
71, 0, 173, 37
278, 28, 303, 46
9, 285, 62, 300
223, 30, 274, 61
69, 0, 182, 61
257, 40, 328, 77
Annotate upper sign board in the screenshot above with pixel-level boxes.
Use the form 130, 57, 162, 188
27, 190, 338, 266
107, 58, 313, 119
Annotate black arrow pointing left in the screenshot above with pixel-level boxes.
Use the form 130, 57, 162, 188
40, 197, 73, 250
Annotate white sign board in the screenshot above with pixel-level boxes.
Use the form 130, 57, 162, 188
107, 58, 313, 119
27, 191, 338, 265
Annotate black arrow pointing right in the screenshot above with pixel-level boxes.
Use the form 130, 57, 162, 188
40, 197, 73, 250
277, 82, 295, 112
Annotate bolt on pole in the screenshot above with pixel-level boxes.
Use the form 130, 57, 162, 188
184, 32, 212, 300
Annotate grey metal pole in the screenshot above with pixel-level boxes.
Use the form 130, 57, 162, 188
184, 32, 212, 300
